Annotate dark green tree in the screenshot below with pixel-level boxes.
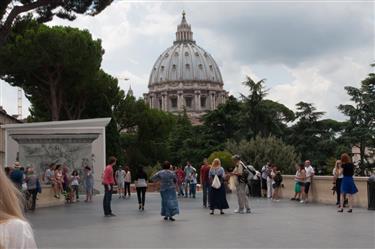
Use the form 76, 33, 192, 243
338, 72, 375, 174
0, 22, 103, 121
0, 0, 113, 46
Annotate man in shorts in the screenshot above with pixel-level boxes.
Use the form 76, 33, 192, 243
302, 160, 315, 203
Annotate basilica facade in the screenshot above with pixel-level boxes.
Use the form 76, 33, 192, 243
144, 12, 228, 120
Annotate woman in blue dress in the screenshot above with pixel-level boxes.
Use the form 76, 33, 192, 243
338, 153, 358, 213
209, 158, 229, 215
151, 161, 179, 221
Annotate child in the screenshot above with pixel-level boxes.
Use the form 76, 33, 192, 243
189, 171, 197, 198
71, 170, 80, 202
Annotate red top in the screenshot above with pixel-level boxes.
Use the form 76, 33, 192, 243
200, 164, 211, 184
102, 165, 115, 185
175, 168, 185, 184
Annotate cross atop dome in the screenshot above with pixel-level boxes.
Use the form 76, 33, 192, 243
175, 11, 195, 44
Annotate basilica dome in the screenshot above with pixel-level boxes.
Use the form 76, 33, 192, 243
148, 40, 223, 86
144, 12, 227, 120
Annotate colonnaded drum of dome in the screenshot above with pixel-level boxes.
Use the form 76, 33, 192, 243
144, 12, 228, 124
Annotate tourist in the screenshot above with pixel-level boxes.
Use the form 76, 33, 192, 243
115, 166, 126, 199
261, 162, 271, 198
291, 163, 306, 201
271, 165, 283, 202
43, 163, 55, 185
53, 165, 63, 199
175, 166, 185, 197
231, 155, 250, 214
9, 162, 24, 190
62, 165, 70, 192
190, 171, 197, 198
209, 158, 229, 215
71, 170, 80, 202
124, 165, 132, 198
184, 161, 196, 198
0, 166, 37, 249
302, 160, 315, 203
135, 167, 148, 211
200, 159, 211, 208
338, 153, 358, 213
25, 167, 39, 211
4, 166, 12, 177
84, 166, 94, 202
151, 161, 179, 221
333, 160, 343, 206
103, 156, 117, 217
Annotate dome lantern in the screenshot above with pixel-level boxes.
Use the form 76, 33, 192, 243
175, 11, 195, 44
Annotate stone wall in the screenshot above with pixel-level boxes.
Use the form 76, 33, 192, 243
280, 175, 369, 208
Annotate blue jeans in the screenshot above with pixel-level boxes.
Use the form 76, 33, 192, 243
103, 184, 113, 215
202, 182, 210, 207
190, 183, 196, 197
178, 184, 184, 196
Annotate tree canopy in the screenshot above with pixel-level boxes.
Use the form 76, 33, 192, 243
0, 0, 113, 46
0, 21, 103, 121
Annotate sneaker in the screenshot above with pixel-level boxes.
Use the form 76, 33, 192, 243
300, 200, 305, 203
296, 198, 300, 201
169, 217, 175, 221
291, 198, 296, 201
246, 208, 251, 213
234, 209, 240, 213
109, 213, 116, 217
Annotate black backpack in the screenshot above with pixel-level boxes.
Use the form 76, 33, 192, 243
274, 172, 283, 184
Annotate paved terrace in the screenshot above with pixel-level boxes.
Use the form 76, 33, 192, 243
27, 193, 374, 249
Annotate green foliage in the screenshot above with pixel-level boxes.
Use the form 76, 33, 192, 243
0, 1, 113, 46
0, 22, 103, 121
144, 163, 162, 180
338, 72, 375, 174
226, 135, 300, 174
207, 151, 235, 171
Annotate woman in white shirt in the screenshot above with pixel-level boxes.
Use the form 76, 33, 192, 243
0, 166, 37, 249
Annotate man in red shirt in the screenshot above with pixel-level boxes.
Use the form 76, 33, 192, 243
103, 156, 117, 217
200, 159, 211, 208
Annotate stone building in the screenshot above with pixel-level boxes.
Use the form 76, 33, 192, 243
0, 106, 21, 166
144, 12, 228, 121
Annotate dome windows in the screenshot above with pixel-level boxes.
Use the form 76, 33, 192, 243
175, 52, 179, 56
161, 66, 165, 71
198, 64, 203, 69
185, 51, 189, 56
204, 52, 208, 57
164, 53, 169, 58
209, 65, 213, 70
186, 64, 190, 69
195, 52, 199, 56
172, 64, 177, 70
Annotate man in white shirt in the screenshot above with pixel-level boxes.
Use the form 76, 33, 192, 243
302, 160, 315, 203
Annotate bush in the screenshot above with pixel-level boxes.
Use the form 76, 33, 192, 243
208, 151, 235, 171
144, 163, 162, 181
226, 135, 300, 174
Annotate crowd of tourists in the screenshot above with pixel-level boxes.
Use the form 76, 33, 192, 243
0, 152, 361, 248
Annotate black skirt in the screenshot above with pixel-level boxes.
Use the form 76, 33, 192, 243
209, 182, 229, 210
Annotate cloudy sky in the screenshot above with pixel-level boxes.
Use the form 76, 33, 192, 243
0, 0, 374, 120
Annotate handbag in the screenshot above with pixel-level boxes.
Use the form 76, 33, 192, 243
211, 175, 221, 189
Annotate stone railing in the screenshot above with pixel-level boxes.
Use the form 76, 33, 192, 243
36, 185, 65, 208
280, 175, 369, 208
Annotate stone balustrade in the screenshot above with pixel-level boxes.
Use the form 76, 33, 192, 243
279, 175, 369, 208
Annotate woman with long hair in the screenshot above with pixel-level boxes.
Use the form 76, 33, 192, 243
333, 160, 343, 206
124, 165, 132, 198
208, 158, 229, 215
0, 167, 37, 249
151, 161, 179, 221
338, 154, 358, 213
135, 167, 148, 211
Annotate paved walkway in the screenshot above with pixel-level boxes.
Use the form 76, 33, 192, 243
27, 193, 374, 248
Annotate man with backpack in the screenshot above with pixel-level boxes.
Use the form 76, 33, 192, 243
231, 155, 251, 214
